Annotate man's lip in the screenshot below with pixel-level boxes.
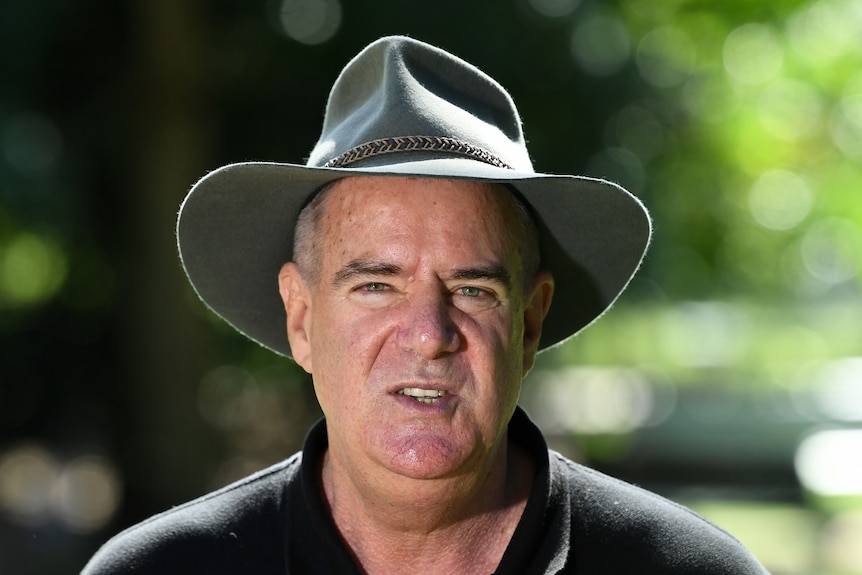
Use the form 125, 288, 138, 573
398, 387, 444, 398
387, 383, 457, 396
391, 388, 459, 411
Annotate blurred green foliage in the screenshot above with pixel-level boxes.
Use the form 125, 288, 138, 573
1, 0, 861, 573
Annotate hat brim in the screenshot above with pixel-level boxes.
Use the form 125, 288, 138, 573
177, 158, 651, 358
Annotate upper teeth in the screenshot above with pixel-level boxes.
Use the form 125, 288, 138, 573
398, 388, 445, 404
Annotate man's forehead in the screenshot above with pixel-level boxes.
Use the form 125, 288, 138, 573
321, 176, 519, 217
315, 176, 524, 261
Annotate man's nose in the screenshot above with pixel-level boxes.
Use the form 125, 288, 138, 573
398, 291, 461, 359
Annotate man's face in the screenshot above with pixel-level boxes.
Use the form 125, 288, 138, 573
280, 176, 551, 481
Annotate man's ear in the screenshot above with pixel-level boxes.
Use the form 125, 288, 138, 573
522, 271, 554, 378
278, 262, 313, 373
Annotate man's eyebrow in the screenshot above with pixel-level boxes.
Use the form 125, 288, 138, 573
332, 259, 403, 287
451, 264, 511, 290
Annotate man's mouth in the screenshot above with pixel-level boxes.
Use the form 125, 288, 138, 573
397, 387, 445, 405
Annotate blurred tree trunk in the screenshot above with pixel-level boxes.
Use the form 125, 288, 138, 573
121, 0, 216, 512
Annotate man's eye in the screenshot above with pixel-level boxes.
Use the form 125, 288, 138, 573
452, 286, 499, 312
349, 282, 397, 309
458, 286, 483, 297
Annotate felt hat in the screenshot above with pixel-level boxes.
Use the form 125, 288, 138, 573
177, 35, 651, 358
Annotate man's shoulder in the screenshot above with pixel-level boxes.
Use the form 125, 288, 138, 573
81, 453, 303, 575
549, 452, 769, 574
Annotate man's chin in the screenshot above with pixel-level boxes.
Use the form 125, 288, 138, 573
382, 433, 476, 481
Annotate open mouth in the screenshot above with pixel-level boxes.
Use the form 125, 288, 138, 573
397, 387, 445, 405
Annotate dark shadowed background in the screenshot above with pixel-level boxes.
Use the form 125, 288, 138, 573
2, 1, 861, 573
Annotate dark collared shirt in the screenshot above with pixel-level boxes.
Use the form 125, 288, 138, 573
82, 408, 770, 574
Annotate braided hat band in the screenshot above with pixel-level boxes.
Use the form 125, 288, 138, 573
323, 135, 514, 170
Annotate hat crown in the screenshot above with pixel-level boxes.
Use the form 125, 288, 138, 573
306, 36, 534, 171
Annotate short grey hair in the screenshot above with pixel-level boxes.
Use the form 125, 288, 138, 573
292, 179, 339, 287
292, 179, 541, 292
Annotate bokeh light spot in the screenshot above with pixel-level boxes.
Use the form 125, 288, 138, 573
748, 169, 814, 231
53, 455, 122, 534
810, 357, 862, 421
526, 367, 661, 434
605, 104, 666, 162
527, 0, 579, 18
800, 217, 861, 285
635, 26, 696, 88
830, 74, 862, 156
659, 301, 749, 368
0, 444, 60, 526
795, 429, 862, 496
758, 79, 823, 142
682, 72, 738, 124
0, 232, 68, 306
570, 11, 630, 76
0, 446, 121, 532
788, 0, 862, 65
278, 0, 341, 45
723, 23, 783, 85
198, 365, 261, 430
1, 111, 63, 174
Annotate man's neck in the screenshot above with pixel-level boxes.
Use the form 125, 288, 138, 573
320, 439, 535, 575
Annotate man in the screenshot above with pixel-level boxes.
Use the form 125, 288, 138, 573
83, 36, 769, 574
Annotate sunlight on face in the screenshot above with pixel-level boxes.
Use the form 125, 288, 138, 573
291, 176, 542, 482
